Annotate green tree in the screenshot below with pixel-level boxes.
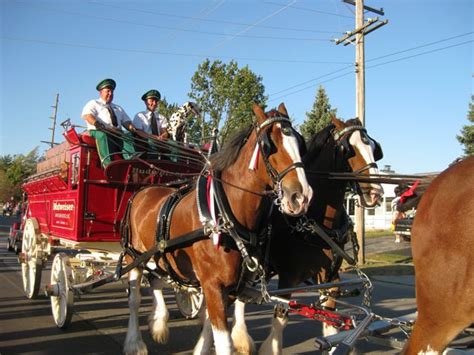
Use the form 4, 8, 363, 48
300, 85, 337, 140
0, 170, 14, 203
158, 96, 179, 119
457, 96, 474, 156
0, 148, 39, 201
0, 155, 13, 171
189, 59, 267, 143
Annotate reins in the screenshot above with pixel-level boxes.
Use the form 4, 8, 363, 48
305, 170, 431, 185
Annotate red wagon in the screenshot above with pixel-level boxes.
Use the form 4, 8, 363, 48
19, 124, 206, 328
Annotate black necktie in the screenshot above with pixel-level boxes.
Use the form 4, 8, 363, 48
107, 105, 118, 127
150, 112, 159, 135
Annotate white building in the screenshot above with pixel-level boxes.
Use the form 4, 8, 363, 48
345, 165, 433, 230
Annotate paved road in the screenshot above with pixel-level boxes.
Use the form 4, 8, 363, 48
3, 216, 469, 354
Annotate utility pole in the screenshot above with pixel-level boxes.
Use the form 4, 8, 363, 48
335, 0, 387, 264
41, 93, 60, 148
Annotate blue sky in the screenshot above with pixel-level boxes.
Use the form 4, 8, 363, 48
1, 0, 472, 173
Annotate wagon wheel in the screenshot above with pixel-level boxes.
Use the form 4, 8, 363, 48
21, 218, 42, 299
174, 287, 205, 319
50, 252, 74, 328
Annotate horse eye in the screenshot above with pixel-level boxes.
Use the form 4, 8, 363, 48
361, 135, 370, 144
281, 126, 292, 136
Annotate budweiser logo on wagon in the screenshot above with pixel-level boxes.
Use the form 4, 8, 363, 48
52, 200, 75, 229
53, 202, 74, 211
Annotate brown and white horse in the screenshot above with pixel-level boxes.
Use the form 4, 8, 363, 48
230, 116, 384, 354
403, 156, 474, 354
122, 103, 313, 355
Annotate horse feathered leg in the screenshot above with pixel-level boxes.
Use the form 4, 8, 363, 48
193, 310, 214, 355
259, 304, 288, 355
231, 300, 256, 354
205, 284, 233, 355
148, 277, 169, 344
124, 268, 148, 355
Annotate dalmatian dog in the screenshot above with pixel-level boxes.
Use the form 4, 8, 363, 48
168, 102, 201, 142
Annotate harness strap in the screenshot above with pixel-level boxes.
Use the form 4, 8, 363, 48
256, 116, 291, 134
212, 171, 261, 246
332, 125, 365, 141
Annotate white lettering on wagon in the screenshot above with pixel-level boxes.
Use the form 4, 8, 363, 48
53, 202, 74, 211
52, 200, 75, 230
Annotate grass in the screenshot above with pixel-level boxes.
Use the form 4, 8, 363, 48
365, 229, 391, 238
343, 252, 414, 276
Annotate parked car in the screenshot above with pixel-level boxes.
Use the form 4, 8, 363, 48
7, 221, 22, 254
394, 216, 413, 241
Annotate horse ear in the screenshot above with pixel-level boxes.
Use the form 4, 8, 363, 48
331, 113, 345, 130
277, 103, 288, 117
253, 103, 266, 124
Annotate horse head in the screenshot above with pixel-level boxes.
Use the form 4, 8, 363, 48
331, 115, 383, 207
252, 103, 313, 216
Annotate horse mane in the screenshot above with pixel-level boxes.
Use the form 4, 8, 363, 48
303, 118, 364, 165
303, 124, 334, 165
210, 126, 253, 171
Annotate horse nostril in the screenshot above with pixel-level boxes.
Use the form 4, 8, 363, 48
291, 192, 302, 207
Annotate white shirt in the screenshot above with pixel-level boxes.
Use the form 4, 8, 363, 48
82, 98, 131, 130
133, 110, 168, 134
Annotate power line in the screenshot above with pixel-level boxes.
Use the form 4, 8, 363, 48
269, 70, 354, 103
209, 0, 299, 50
161, 0, 226, 43
268, 39, 473, 101
367, 31, 473, 62
13, 2, 331, 42
367, 40, 474, 69
0, 35, 351, 65
89, 0, 340, 35
269, 65, 353, 96
264, 1, 353, 19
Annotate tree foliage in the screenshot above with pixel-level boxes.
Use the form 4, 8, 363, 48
188, 59, 267, 143
0, 148, 39, 202
457, 96, 474, 157
300, 85, 337, 140
157, 96, 179, 119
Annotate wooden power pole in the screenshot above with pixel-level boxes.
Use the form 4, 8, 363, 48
335, 0, 387, 264
41, 93, 60, 148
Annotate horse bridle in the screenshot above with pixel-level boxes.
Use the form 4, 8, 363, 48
255, 116, 304, 200
332, 124, 384, 208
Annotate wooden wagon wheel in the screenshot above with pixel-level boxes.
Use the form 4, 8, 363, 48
174, 287, 205, 319
21, 218, 42, 299
50, 252, 74, 328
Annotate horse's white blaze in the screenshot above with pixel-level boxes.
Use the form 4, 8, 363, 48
212, 327, 232, 355
280, 125, 313, 205
349, 131, 382, 194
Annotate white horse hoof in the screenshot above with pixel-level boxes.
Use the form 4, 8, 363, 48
149, 316, 169, 344
123, 338, 148, 355
231, 327, 256, 354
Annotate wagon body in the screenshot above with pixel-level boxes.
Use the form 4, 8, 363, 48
22, 128, 202, 244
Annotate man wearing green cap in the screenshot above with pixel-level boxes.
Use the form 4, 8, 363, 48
82, 78, 137, 167
133, 89, 169, 139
